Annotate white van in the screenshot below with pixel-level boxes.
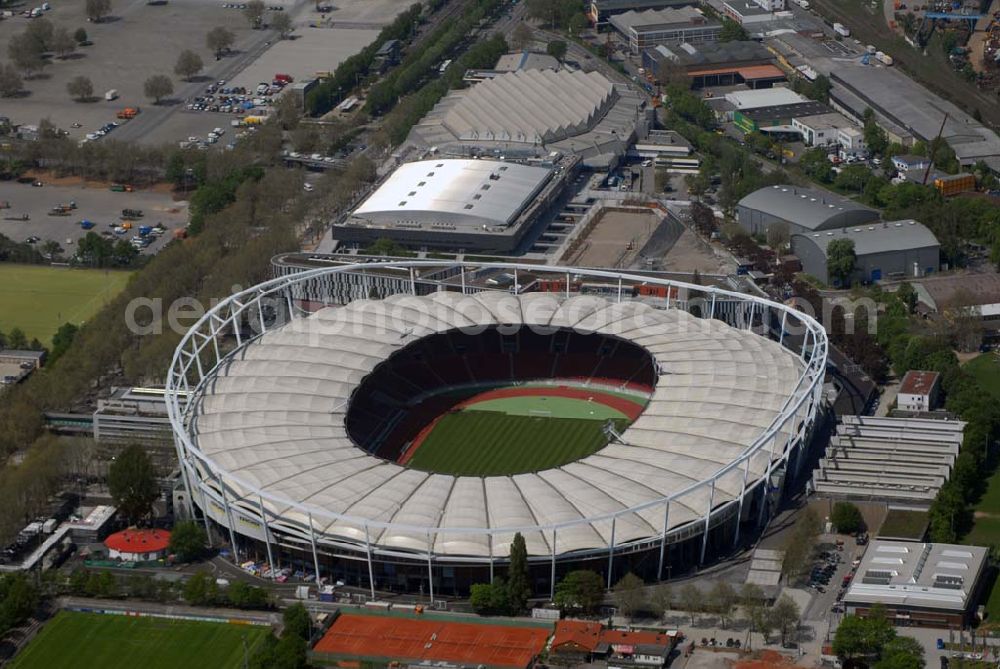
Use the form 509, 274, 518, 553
105, 89, 119, 101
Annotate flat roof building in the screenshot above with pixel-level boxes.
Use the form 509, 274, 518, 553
830, 67, 1000, 171
609, 7, 720, 53
791, 111, 855, 147
791, 219, 940, 285
812, 415, 964, 503
845, 540, 988, 628
494, 51, 561, 72
897, 370, 941, 413
642, 40, 782, 89
737, 184, 880, 236
725, 87, 805, 110
734, 101, 832, 135
339, 159, 556, 252
722, 0, 774, 24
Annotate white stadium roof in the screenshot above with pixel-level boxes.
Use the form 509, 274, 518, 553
350, 159, 553, 231
190, 291, 808, 558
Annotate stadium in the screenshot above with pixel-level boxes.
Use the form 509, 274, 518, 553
166, 262, 827, 598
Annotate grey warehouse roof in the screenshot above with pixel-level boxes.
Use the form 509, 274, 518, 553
191, 291, 807, 558
794, 220, 940, 257
609, 6, 712, 31
738, 185, 879, 232
350, 159, 553, 231
846, 540, 987, 612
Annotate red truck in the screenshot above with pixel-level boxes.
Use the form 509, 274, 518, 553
274, 73, 294, 84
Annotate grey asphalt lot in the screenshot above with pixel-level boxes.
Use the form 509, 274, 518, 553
0, 179, 187, 254
1, 0, 405, 146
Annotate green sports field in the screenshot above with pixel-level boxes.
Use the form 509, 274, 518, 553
0, 265, 132, 344
10, 611, 270, 669
405, 395, 633, 476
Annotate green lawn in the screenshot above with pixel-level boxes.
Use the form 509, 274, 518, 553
964, 353, 1000, 402
465, 395, 629, 420
406, 410, 626, 476
11, 611, 270, 669
0, 264, 132, 344
877, 509, 928, 540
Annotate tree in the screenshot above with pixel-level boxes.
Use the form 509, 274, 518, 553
168, 520, 207, 562
510, 23, 533, 51
271, 11, 293, 38
206, 26, 235, 57
679, 583, 701, 625
709, 581, 738, 629
833, 608, 896, 661
7, 328, 28, 350
74, 27, 89, 44
830, 501, 864, 534
554, 570, 604, 613
0, 64, 22, 98
52, 28, 76, 59
7, 34, 46, 77
243, 0, 266, 28
470, 579, 509, 615
781, 508, 821, 584
546, 39, 567, 60
66, 75, 94, 102
766, 220, 790, 254
49, 321, 77, 363
143, 74, 174, 103
183, 571, 217, 606
719, 18, 748, 41
107, 443, 159, 524
827, 238, 857, 287
800, 147, 834, 182
650, 584, 672, 618
283, 603, 312, 641
769, 594, 800, 645
506, 532, 531, 614
173, 50, 203, 81
85, 0, 112, 22
875, 636, 925, 669
612, 573, 645, 620
741, 583, 767, 648
897, 281, 918, 314
25, 18, 55, 52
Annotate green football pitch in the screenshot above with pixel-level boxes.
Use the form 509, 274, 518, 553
405, 395, 632, 476
10, 611, 270, 669
0, 264, 132, 344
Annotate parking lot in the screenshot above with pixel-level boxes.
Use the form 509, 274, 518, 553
0, 178, 188, 255
0, 0, 403, 146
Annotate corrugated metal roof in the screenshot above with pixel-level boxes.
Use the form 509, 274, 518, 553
794, 220, 940, 256
738, 184, 879, 231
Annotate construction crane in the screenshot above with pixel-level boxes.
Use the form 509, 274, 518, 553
922, 112, 949, 186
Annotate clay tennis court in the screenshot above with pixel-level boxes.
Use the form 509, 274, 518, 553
313, 613, 551, 668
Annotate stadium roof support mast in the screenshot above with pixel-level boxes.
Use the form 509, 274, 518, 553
308, 513, 322, 587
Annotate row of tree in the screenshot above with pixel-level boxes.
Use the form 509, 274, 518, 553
833, 605, 924, 668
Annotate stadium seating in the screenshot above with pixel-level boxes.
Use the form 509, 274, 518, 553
345, 326, 656, 458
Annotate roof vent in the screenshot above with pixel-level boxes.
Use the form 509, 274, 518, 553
895, 222, 902, 227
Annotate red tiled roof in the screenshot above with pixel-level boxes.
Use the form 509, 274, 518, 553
599, 629, 674, 647
899, 370, 940, 396
552, 620, 603, 652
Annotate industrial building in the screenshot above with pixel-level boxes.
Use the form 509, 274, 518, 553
722, 0, 775, 24
829, 67, 1000, 171
845, 540, 988, 628
734, 101, 832, 135
0, 349, 45, 385
588, 0, 697, 26
494, 51, 561, 72
337, 159, 560, 252
609, 7, 720, 53
550, 621, 678, 667
737, 185, 880, 236
896, 370, 941, 413
812, 415, 964, 503
408, 69, 646, 169
790, 111, 856, 147
642, 40, 783, 89
726, 87, 806, 111
791, 219, 940, 285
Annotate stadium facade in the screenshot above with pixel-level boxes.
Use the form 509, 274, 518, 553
167, 262, 827, 598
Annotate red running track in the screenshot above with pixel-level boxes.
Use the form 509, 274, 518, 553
398, 385, 646, 466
